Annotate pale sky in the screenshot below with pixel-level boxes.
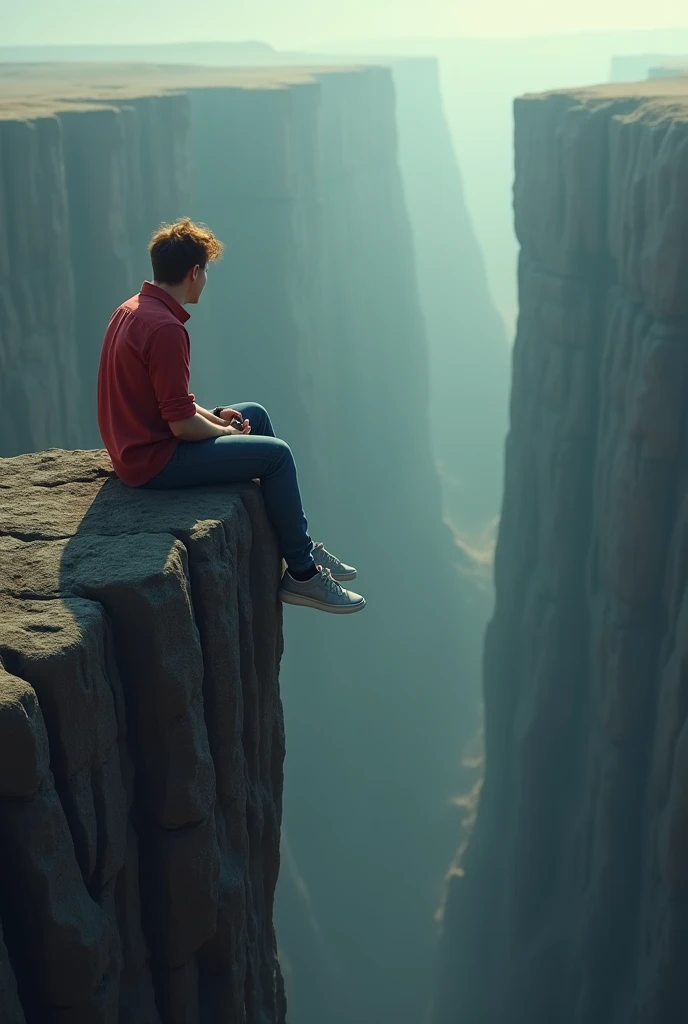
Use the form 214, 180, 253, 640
2, 0, 688, 48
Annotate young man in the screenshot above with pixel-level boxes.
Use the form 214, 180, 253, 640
97, 218, 365, 614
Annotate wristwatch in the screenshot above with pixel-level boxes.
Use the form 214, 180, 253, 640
213, 406, 224, 418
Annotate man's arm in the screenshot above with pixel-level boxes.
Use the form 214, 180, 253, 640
147, 326, 245, 441
195, 404, 226, 426
169, 413, 231, 441
148, 325, 233, 441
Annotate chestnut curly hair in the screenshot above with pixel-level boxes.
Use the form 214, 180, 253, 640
149, 218, 224, 284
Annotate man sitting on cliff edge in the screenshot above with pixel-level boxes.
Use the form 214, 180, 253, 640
97, 217, 365, 614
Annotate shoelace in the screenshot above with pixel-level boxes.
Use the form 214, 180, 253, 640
318, 566, 345, 594
313, 542, 338, 568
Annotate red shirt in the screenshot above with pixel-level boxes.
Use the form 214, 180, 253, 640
97, 282, 197, 486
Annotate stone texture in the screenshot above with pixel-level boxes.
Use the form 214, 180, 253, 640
0, 664, 49, 798
0, 449, 285, 1024
0, 115, 83, 457
433, 78, 688, 1024
0, 918, 25, 1024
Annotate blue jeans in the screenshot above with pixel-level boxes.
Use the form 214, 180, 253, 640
141, 402, 314, 572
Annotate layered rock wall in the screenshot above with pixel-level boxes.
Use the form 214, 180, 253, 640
0, 450, 285, 1023
0, 85, 190, 456
0, 114, 83, 455
433, 79, 688, 1024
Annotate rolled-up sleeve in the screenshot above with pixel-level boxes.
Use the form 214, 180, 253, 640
147, 324, 197, 422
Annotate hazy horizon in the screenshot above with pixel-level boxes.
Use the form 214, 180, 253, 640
4, 0, 688, 49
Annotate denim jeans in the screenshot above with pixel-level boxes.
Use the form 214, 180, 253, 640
141, 402, 314, 572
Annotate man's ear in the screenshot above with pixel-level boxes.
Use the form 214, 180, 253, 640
190, 264, 200, 283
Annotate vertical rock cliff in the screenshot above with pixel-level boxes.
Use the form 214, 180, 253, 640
0, 449, 286, 1023
0, 74, 191, 456
0, 111, 84, 456
434, 78, 688, 1024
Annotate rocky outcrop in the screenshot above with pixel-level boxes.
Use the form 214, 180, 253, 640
433, 78, 688, 1024
0, 449, 285, 1023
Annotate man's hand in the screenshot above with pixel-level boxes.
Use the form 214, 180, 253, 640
223, 419, 251, 436
219, 408, 251, 435
169, 412, 233, 441
218, 408, 243, 424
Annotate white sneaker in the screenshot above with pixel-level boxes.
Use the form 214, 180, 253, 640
311, 541, 358, 581
279, 566, 366, 614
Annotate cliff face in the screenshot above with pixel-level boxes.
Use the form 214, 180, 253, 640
434, 78, 688, 1024
0, 449, 285, 1024
0, 114, 83, 456
0, 80, 191, 456
323, 31, 688, 337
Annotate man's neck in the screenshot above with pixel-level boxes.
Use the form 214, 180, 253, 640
152, 280, 188, 306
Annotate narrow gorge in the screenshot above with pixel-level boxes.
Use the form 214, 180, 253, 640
0, 61, 502, 1023
435, 76, 688, 1024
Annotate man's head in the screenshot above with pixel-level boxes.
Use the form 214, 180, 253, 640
149, 218, 224, 304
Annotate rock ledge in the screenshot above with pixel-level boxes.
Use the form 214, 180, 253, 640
0, 449, 286, 1024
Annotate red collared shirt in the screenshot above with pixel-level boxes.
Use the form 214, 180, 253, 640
97, 281, 197, 486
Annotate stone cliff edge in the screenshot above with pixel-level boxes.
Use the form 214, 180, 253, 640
0, 448, 286, 1024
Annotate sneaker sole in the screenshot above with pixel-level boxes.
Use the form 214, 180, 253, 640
279, 591, 366, 614
330, 570, 357, 582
